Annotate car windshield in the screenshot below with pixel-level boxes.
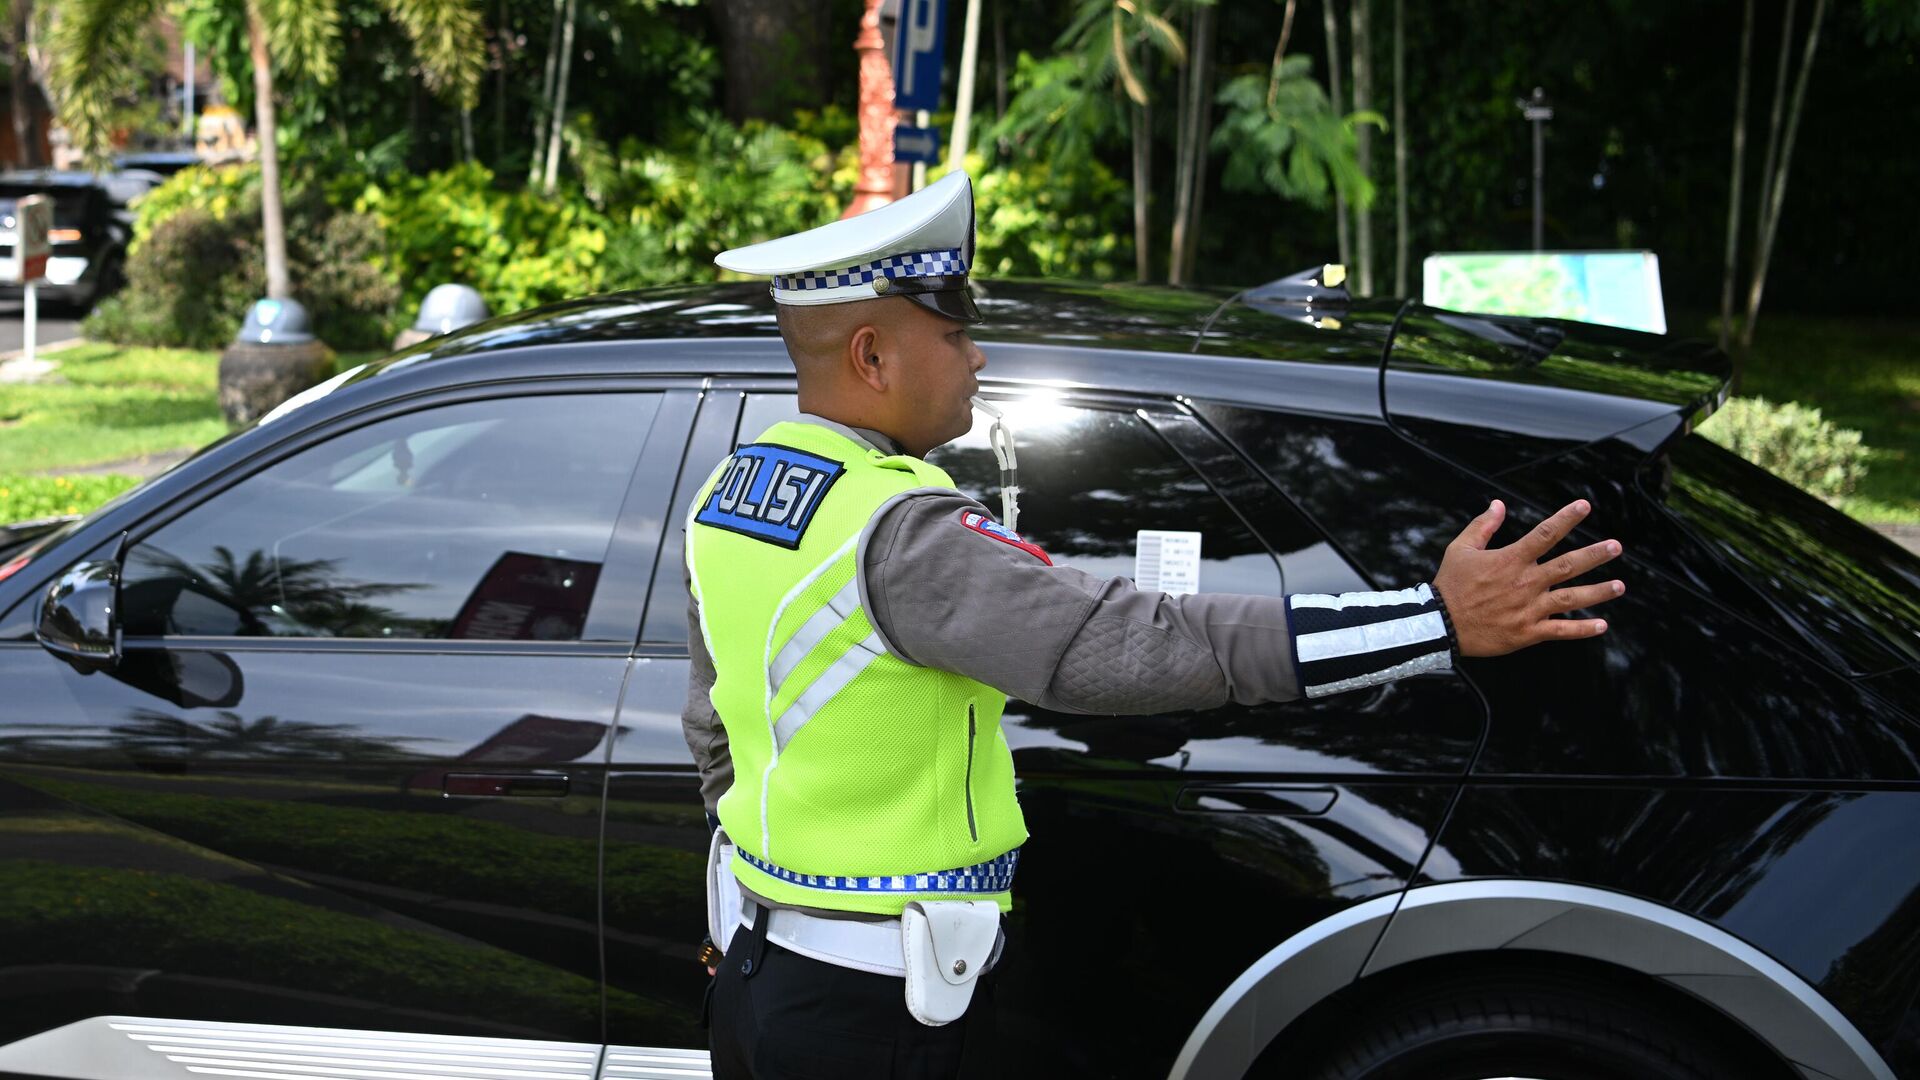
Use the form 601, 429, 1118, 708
0, 186, 93, 230
1648, 436, 1920, 676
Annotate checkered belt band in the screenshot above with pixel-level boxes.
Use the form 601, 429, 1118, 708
773, 248, 968, 292
736, 847, 1019, 894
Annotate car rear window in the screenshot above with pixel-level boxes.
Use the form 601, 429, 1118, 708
1491, 433, 1920, 678
1647, 436, 1920, 676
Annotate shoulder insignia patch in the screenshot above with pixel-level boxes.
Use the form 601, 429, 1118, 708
960, 510, 1052, 565
695, 443, 845, 549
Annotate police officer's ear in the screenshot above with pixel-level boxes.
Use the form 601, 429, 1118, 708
846, 323, 889, 393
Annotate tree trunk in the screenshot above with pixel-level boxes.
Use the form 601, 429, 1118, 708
528, 0, 563, 185
247, 2, 290, 300
1751, 0, 1796, 262
711, 0, 831, 122
1391, 0, 1407, 297
1321, 0, 1350, 268
1169, 1, 1216, 285
540, 0, 578, 194
494, 0, 507, 165
1740, 0, 1827, 353
993, 0, 1008, 156
948, 0, 983, 169
1168, 6, 1194, 284
1349, 0, 1373, 296
1132, 95, 1150, 283
1719, 0, 1754, 355
9, 0, 39, 168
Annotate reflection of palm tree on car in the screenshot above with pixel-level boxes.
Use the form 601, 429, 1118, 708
111, 707, 413, 760
130, 545, 423, 637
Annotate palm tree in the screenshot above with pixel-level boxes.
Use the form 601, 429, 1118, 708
41, 0, 483, 300
994, 0, 1188, 284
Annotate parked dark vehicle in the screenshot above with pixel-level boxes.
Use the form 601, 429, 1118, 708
0, 280, 1916, 1080
0, 171, 131, 309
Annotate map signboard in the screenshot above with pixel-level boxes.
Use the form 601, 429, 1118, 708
1421, 250, 1668, 334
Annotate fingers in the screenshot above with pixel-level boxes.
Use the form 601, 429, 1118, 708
1543, 580, 1625, 614
1537, 616, 1609, 641
1453, 499, 1507, 552
1512, 499, 1591, 561
1540, 538, 1624, 585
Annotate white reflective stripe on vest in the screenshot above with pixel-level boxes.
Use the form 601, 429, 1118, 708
771, 630, 886, 751
769, 574, 862, 691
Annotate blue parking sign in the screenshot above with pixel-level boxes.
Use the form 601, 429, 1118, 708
892, 0, 949, 113
893, 125, 941, 165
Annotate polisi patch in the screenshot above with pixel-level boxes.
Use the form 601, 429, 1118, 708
696, 443, 845, 549
960, 510, 1051, 565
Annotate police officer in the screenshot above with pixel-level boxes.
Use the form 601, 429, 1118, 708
683, 172, 1625, 1079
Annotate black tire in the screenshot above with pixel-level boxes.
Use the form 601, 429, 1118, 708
1299, 971, 1766, 1080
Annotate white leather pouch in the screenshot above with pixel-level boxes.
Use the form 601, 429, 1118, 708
705, 828, 743, 955
900, 900, 1000, 1026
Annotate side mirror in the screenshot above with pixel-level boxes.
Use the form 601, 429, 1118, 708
37, 558, 121, 673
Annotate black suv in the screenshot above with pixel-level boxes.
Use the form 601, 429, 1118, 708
1, 282, 1916, 1080
0, 171, 132, 309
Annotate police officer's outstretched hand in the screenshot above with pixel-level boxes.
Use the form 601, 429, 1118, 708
1432, 498, 1624, 658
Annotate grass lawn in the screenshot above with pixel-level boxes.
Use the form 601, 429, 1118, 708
1692, 314, 1920, 524
0, 343, 227, 475
0, 345, 381, 524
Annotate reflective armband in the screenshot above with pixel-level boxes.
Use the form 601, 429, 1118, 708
1286, 583, 1455, 698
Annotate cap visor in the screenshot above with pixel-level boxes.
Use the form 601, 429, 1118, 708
906, 287, 982, 324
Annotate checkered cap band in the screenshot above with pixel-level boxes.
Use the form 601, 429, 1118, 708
773, 248, 969, 293
736, 847, 1019, 894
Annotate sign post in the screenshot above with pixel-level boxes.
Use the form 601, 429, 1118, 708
892, 0, 949, 192
2, 195, 52, 364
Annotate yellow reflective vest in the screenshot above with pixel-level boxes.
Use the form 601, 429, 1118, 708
687, 420, 1028, 915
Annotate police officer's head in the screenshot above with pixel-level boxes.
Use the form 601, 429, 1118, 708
776, 296, 984, 457
715, 173, 985, 457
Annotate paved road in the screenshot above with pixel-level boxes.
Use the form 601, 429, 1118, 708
0, 299, 85, 356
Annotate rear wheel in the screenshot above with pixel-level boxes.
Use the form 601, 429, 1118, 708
1298, 972, 1765, 1080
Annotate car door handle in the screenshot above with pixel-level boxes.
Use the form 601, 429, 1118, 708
443, 772, 571, 798
1174, 784, 1337, 816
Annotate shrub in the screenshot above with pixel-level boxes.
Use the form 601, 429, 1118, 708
1699, 396, 1870, 504
86, 166, 399, 351
947, 155, 1130, 281
0, 474, 142, 524
594, 113, 852, 290
354, 163, 611, 319
123, 164, 261, 254
84, 207, 253, 349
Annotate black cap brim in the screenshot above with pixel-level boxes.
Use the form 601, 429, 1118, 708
904, 287, 982, 324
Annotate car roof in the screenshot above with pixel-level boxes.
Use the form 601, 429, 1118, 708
343, 280, 1721, 448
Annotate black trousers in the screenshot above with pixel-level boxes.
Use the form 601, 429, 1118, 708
708, 904, 997, 1080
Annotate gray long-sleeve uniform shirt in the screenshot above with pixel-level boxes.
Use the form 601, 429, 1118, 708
680, 416, 1305, 814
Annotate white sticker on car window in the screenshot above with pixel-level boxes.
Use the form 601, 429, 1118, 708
1135, 530, 1202, 595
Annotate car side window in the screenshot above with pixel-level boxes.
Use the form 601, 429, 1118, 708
119, 393, 659, 641
738, 393, 1284, 597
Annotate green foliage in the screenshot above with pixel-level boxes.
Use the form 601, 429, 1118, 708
1699, 396, 1871, 505
990, 52, 1125, 169
958, 156, 1130, 280
0, 474, 141, 524
592, 114, 852, 290
124, 165, 262, 253
86, 207, 256, 349
354, 162, 610, 316
37, 0, 168, 168
1213, 55, 1381, 210
89, 167, 399, 350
